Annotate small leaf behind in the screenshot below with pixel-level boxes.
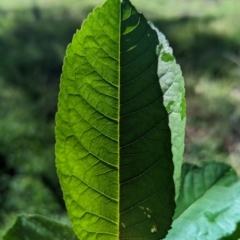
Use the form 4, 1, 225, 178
165, 162, 240, 240
3, 214, 78, 240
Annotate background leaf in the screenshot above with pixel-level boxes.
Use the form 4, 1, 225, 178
165, 162, 240, 240
3, 214, 77, 240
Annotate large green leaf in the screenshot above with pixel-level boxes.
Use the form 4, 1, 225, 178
55, 0, 184, 239
3, 214, 77, 240
165, 162, 240, 240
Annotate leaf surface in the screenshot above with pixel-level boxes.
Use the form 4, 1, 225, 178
56, 0, 120, 238
3, 215, 77, 240
55, 0, 183, 239
165, 162, 240, 240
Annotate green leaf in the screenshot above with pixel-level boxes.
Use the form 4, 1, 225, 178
3, 214, 77, 240
165, 162, 240, 240
55, 0, 184, 239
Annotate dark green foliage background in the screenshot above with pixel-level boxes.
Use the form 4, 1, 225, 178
1, 0, 240, 237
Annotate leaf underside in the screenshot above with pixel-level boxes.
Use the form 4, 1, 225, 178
55, 0, 179, 239
153, 27, 186, 200
165, 162, 240, 240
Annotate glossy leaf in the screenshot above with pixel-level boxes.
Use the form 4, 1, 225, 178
3, 215, 77, 240
165, 162, 240, 240
55, 0, 184, 239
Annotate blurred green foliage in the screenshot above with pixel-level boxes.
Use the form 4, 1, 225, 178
0, 6, 81, 235
0, 0, 240, 237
